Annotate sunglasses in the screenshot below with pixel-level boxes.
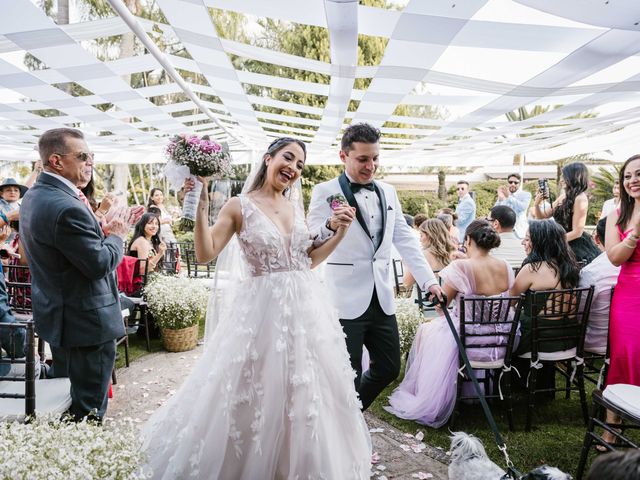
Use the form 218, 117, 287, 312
55, 151, 94, 162
508, 180, 520, 185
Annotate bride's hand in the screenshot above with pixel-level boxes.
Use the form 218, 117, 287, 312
184, 176, 211, 203
331, 206, 356, 232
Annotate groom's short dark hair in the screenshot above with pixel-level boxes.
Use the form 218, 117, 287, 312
341, 123, 380, 153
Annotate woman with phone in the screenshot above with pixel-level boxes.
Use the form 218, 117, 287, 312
533, 162, 600, 265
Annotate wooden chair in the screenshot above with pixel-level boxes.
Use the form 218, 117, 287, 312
112, 308, 131, 385
0, 321, 71, 421
576, 387, 640, 479
450, 294, 522, 431
392, 259, 404, 296
3, 265, 45, 360
185, 247, 215, 279
119, 258, 152, 351
161, 242, 181, 275
517, 286, 595, 431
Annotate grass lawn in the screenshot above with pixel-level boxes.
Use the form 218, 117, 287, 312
368, 362, 635, 478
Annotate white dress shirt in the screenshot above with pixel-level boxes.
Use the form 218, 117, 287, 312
490, 231, 527, 268
579, 251, 620, 354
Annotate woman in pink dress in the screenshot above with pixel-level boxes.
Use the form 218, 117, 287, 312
603, 154, 640, 444
385, 220, 514, 427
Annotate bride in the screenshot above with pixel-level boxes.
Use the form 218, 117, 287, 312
142, 137, 372, 479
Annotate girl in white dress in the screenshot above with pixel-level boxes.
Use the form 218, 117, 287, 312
143, 138, 371, 479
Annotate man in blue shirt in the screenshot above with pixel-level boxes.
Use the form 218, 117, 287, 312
455, 180, 476, 243
495, 173, 531, 239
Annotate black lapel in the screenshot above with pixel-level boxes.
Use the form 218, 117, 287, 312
374, 182, 387, 251
338, 173, 372, 242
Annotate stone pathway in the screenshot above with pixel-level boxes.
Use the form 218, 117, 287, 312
107, 347, 449, 479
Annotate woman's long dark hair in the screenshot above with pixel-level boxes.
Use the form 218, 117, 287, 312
617, 154, 640, 230
553, 162, 590, 232
128, 212, 162, 253
81, 175, 97, 212
523, 220, 580, 288
147, 187, 162, 209
247, 137, 307, 195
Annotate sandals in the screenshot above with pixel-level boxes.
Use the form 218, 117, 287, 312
595, 428, 622, 452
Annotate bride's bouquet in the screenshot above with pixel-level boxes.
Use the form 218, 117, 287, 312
164, 134, 233, 221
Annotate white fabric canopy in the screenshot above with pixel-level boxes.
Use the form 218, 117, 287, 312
0, 0, 639, 165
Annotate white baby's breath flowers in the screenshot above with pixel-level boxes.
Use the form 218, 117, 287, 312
0, 415, 149, 479
144, 274, 209, 330
395, 297, 427, 358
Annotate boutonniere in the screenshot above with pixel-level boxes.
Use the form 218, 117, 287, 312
326, 193, 348, 211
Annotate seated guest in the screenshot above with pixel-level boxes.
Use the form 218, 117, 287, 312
510, 220, 580, 392
403, 218, 462, 290
413, 213, 428, 230
0, 268, 26, 377
579, 218, 620, 354
488, 205, 527, 268
128, 213, 167, 275
437, 209, 461, 248
386, 220, 514, 427
0, 178, 27, 245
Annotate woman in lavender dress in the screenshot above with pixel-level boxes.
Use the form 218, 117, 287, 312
385, 220, 514, 427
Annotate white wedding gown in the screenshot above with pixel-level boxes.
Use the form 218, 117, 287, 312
143, 195, 371, 479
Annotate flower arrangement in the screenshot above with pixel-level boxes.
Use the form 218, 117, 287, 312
395, 297, 428, 357
164, 134, 233, 223
144, 274, 209, 330
165, 134, 232, 178
0, 415, 148, 479
326, 193, 348, 211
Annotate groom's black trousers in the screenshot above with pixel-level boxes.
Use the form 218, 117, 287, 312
340, 290, 400, 411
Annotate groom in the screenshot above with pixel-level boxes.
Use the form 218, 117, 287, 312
308, 123, 443, 410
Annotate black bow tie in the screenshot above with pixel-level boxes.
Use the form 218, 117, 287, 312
350, 182, 375, 193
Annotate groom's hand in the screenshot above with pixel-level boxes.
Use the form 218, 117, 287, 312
427, 284, 445, 304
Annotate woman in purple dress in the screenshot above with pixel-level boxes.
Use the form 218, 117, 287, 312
385, 220, 514, 427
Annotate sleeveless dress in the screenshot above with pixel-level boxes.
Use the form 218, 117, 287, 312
142, 195, 371, 479
606, 222, 640, 386
385, 260, 514, 428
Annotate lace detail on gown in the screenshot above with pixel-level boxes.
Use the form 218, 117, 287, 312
142, 195, 371, 479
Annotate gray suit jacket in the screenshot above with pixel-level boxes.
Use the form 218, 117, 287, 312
19, 174, 125, 348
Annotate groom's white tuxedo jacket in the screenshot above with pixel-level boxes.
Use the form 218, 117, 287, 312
308, 175, 437, 320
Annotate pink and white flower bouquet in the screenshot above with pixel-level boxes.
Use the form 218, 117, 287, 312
164, 134, 232, 221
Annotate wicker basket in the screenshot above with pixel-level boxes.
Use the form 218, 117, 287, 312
161, 324, 199, 352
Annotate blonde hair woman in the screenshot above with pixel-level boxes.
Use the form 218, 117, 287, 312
404, 218, 462, 289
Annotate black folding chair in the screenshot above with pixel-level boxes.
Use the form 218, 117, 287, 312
451, 294, 522, 431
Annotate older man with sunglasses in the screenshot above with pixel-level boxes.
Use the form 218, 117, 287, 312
495, 173, 531, 239
20, 128, 142, 422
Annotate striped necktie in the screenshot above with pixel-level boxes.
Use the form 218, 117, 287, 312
77, 190, 91, 209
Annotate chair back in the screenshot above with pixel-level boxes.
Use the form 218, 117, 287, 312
3, 265, 32, 317
116, 256, 150, 297
527, 286, 594, 361
161, 242, 180, 275
185, 247, 215, 278
0, 321, 35, 417
392, 259, 404, 296
459, 295, 522, 366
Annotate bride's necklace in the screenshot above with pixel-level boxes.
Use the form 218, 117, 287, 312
252, 195, 286, 215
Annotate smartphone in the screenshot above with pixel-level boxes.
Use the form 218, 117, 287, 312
538, 179, 550, 199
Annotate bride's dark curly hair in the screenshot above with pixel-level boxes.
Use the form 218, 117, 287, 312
553, 162, 590, 232
523, 220, 579, 288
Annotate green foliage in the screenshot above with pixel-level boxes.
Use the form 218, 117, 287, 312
397, 190, 445, 217
301, 165, 344, 209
